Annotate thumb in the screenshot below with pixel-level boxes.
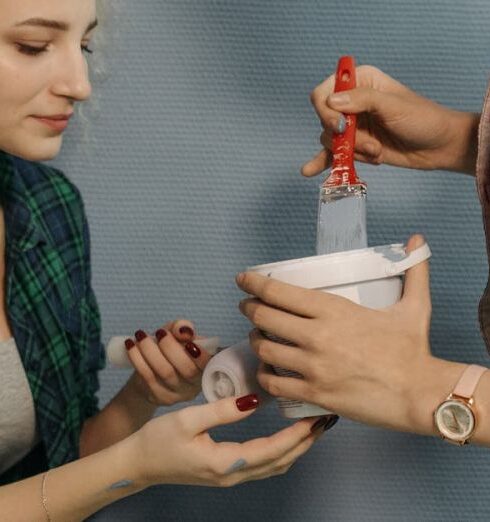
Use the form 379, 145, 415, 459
181, 394, 259, 435
400, 234, 431, 309
328, 86, 405, 119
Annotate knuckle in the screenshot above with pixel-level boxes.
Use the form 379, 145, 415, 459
158, 367, 176, 383
173, 408, 194, 434
143, 373, 157, 388
261, 280, 277, 303
182, 366, 199, 381
310, 87, 321, 106
255, 340, 270, 361
266, 379, 282, 398
218, 476, 235, 488
357, 64, 380, 77
249, 305, 265, 327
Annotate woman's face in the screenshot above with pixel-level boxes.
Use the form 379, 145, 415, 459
0, 0, 97, 161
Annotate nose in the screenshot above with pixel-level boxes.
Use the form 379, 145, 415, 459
51, 45, 92, 102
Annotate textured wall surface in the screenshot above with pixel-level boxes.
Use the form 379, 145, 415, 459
53, 0, 490, 520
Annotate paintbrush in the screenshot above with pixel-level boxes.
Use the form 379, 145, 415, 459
316, 55, 367, 255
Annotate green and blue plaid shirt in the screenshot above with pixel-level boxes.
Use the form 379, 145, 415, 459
0, 150, 105, 485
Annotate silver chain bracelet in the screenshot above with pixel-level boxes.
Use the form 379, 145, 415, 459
41, 470, 51, 521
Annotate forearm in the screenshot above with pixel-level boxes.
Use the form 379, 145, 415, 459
0, 435, 146, 522
80, 372, 157, 457
437, 110, 480, 176
408, 356, 490, 446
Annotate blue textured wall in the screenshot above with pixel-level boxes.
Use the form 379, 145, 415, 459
55, 1, 490, 520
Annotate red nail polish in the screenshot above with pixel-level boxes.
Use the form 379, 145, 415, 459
323, 415, 339, 432
310, 416, 329, 433
179, 326, 194, 338
236, 394, 259, 411
310, 415, 339, 433
125, 339, 135, 350
135, 330, 147, 342
155, 329, 167, 342
185, 341, 201, 359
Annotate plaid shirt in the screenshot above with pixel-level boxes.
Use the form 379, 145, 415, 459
0, 150, 105, 485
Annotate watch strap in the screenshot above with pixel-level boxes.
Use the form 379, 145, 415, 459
452, 364, 488, 400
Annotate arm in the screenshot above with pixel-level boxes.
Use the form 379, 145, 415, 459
236, 234, 490, 446
410, 357, 490, 445
442, 110, 480, 175
2, 396, 325, 521
79, 373, 156, 457
78, 212, 211, 456
0, 436, 145, 522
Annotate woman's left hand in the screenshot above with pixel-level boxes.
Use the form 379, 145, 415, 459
125, 319, 213, 406
236, 235, 455, 434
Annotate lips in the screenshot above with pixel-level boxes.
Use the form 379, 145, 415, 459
31, 113, 73, 132
35, 113, 73, 121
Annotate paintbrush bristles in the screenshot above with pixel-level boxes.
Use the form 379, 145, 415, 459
316, 186, 367, 255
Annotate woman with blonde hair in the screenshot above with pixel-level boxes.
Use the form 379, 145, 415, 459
0, 1, 332, 519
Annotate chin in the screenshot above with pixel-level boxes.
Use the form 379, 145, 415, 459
2, 135, 63, 162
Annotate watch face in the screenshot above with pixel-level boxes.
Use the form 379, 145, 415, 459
435, 399, 475, 442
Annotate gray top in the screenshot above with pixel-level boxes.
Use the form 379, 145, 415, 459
0, 337, 38, 475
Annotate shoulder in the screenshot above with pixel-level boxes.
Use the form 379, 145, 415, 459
6, 155, 89, 244
9, 154, 84, 209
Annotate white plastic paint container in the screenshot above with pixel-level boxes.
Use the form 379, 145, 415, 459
202, 242, 431, 418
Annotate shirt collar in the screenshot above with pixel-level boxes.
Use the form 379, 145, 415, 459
0, 150, 50, 252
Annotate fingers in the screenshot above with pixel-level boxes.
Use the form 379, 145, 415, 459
239, 298, 311, 347
249, 329, 309, 375
125, 338, 186, 404
161, 320, 213, 370
301, 149, 331, 177
163, 319, 196, 343
231, 425, 325, 483
236, 270, 343, 319
256, 362, 309, 401
400, 234, 431, 312
178, 394, 260, 435
155, 328, 205, 383
229, 416, 322, 468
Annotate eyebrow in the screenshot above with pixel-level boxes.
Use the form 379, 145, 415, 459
14, 17, 98, 34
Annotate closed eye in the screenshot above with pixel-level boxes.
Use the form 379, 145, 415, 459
16, 43, 49, 55
16, 42, 93, 56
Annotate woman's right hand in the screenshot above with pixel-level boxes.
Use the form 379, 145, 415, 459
303, 65, 479, 176
129, 394, 331, 488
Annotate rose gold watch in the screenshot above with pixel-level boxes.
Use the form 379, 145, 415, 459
434, 364, 488, 445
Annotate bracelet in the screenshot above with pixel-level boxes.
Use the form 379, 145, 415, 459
41, 470, 51, 521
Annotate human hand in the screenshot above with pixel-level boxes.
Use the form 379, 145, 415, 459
125, 319, 212, 406
130, 394, 332, 487
302, 65, 479, 176
236, 235, 453, 434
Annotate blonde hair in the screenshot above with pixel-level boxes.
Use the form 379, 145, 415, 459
75, 1, 118, 138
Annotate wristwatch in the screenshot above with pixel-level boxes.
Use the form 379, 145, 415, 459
434, 364, 488, 445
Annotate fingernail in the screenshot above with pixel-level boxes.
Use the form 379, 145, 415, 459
335, 114, 346, 134
311, 414, 339, 433
125, 338, 135, 350
329, 93, 350, 105
185, 341, 201, 359
236, 394, 260, 411
323, 415, 340, 432
236, 272, 245, 284
155, 329, 167, 342
179, 326, 194, 338
135, 330, 147, 342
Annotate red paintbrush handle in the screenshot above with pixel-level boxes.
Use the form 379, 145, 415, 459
327, 55, 363, 187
